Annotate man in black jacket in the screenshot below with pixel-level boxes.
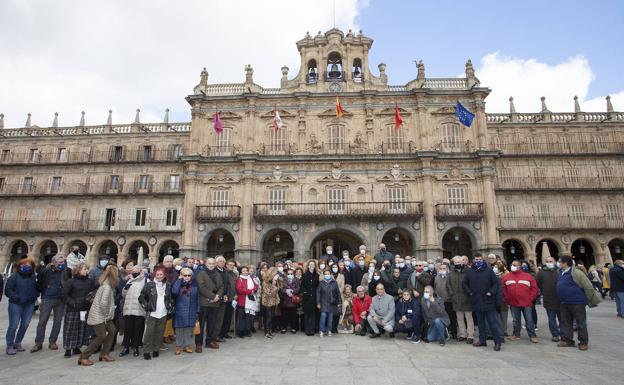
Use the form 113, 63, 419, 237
536, 256, 562, 341
218, 257, 237, 339
610, 258, 624, 318
32, 255, 67, 352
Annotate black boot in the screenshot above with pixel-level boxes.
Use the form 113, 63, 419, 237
119, 347, 130, 357
64, 349, 72, 358
72, 348, 82, 355
143, 352, 151, 360
133, 348, 140, 357
152, 351, 159, 358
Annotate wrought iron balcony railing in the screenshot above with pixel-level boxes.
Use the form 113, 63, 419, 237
435, 203, 484, 221
196, 205, 241, 222
0, 182, 183, 196
491, 141, 624, 155
495, 177, 623, 190
0, 149, 184, 165
498, 216, 624, 230
253, 201, 423, 221
0, 219, 183, 233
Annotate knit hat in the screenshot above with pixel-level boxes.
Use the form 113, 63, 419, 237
51, 255, 64, 264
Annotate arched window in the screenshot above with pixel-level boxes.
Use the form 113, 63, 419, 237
307, 59, 318, 84
352, 58, 362, 82
326, 52, 343, 81
440, 123, 460, 152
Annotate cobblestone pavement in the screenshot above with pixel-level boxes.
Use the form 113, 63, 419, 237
1, 299, 623, 385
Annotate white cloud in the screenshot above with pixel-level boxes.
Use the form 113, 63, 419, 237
476, 52, 623, 113
0, 0, 365, 128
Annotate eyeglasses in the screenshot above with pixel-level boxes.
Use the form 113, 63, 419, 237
182, 274, 192, 277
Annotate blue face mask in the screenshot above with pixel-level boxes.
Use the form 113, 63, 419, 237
56, 263, 66, 271
99, 260, 109, 268
19, 264, 33, 273
324, 274, 332, 281
474, 260, 484, 270
521, 265, 529, 273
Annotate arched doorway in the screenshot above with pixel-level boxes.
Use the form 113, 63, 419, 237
206, 229, 235, 259
381, 228, 414, 257
39, 240, 58, 265
608, 238, 624, 261
309, 229, 363, 260
502, 239, 525, 266
98, 240, 118, 261
441, 227, 473, 260
262, 229, 295, 264
571, 239, 595, 267
159, 240, 180, 263
67, 240, 88, 256
10, 240, 28, 262
127, 240, 149, 264
535, 239, 559, 263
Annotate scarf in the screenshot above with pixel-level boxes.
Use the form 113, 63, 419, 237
242, 276, 257, 315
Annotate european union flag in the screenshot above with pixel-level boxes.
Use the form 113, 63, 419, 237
455, 101, 475, 127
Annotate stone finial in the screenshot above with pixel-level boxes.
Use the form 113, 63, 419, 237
107, 109, 113, 125
378, 63, 386, 75
52, 112, 58, 128
163, 108, 169, 124
540, 96, 550, 113
305, 31, 311, 39
79, 111, 85, 126
245, 64, 254, 83
281, 65, 289, 78
0, 113, 4, 129
606, 95, 614, 112
416, 60, 425, 81
25, 113, 32, 128
465, 59, 475, 78
509, 97, 516, 113
134, 109, 141, 124
574, 96, 581, 113
200, 67, 208, 86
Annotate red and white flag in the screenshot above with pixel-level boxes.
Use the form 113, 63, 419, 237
395, 101, 403, 129
274, 107, 283, 130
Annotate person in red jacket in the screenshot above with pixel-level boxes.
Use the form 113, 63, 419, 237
235, 266, 259, 338
351, 285, 372, 336
502, 260, 540, 343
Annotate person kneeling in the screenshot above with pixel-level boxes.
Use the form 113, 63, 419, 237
394, 289, 422, 343
367, 283, 395, 338
421, 285, 450, 346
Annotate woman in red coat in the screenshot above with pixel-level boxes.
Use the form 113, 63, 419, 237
235, 266, 259, 337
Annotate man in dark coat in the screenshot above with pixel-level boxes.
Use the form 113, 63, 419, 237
301, 261, 320, 336
219, 258, 237, 339
32, 255, 67, 352
609, 258, 624, 318
536, 256, 562, 341
462, 253, 503, 351
195, 257, 223, 352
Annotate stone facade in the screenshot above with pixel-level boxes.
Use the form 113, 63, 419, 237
1, 29, 622, 269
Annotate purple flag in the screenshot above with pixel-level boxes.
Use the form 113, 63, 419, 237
213, 111, 223, 134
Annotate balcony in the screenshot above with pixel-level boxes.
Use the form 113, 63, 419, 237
435, 203, 484, 221
204, 145, 235, 157
261, 144, 293, 156
492, 141, 624, 156
379, 141, 415, 154
0, 149, 184, 165
495, 177, 623, 191
253, 201, 423, 221
196, 205, 241, 222
498, 216, 624, 230
0, 182, 184, 197
0, 219, 183, 233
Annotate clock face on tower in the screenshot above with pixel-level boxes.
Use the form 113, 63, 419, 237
329, 82, 342, 93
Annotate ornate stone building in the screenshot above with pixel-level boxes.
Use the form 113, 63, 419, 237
1, 28, 622, 270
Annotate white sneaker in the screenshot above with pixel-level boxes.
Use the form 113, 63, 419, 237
328, 332, 332, 337
319, 332, 324, 338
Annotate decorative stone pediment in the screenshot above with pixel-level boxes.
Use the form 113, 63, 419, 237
203, 168, 240, 183
431, 106, 456, 115
374, 107, 411, 117
376, 164, 415, 182
317, 163, 356, 182
318, 108, 352, 118
260, 109, 295, 119
211, 111, 243, 120
436, 165, 474, 181
259, 166, 297, 183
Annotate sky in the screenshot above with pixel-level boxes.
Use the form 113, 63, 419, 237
0, 0, 622, 128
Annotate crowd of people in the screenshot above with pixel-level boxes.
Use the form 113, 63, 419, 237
2, 242, 623, 365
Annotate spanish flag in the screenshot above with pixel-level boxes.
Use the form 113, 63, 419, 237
336, 96, 345, 118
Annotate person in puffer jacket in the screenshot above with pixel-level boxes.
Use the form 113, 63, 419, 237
139, 266, 173, 360
502, 260, 539, 343
120, 263, 147, 357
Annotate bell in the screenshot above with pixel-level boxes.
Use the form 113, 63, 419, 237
329, 63, 340, 78
353, 66, 361, 76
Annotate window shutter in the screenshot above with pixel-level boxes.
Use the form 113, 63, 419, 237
149, 175, 154, 192
146, 208, 152, 230
118, 176, 124, 193
97, 208, 105, 230
108, 146, 114, 161
121, 145, 127, 160
103, 176, 109, 193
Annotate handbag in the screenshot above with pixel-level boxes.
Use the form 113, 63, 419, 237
291, 294, 301, 305
193, 318, 201, 335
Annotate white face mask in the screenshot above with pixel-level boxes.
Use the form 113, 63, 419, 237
174, 265, 182, 271
277, 266, 284, 273
510, 265, 519, 272
319, 264, 326, 270
368, 267, 375, 273
423, 293, 430, 300
546, 262, 555, 269
332, 267, 338, 273
492, 267, 499, 274
397, 263, 405, 268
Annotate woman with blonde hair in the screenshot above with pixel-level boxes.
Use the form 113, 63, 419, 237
261, 267, 280, 338
78, 265, 119, 365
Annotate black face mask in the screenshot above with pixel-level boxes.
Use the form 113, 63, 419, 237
132, 272, 140, 278
454, 264, 464, 272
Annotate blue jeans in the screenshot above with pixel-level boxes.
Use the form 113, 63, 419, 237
6, 302, 35, 346
426, 318, 446, 343
511, 306, 536, 338
475, 310, 503, 344
319, 312, 333, 333
615, 292, 624, 316
545, 308, 562, 338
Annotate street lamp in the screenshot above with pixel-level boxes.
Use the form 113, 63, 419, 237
218, 234, 224, 243
46, 246, 52, 255
16, 246, 23, 255
105, 246, 111, 255
394, 233, 400, 242
615, 245, 621, 254
275, 234, 281, 243
579, 242, 586, 254
510, 245, 516, 255
167, 247, 173, 255
454, 233, 460, 241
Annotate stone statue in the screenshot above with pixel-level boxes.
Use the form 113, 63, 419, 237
417, 60, 425, 81
352, 132, 365, 152
306, 134, 321, 153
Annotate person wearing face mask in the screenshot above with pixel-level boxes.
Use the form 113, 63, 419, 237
321, 246, 339, 264
316, 269, 342, 337
120, 263, 147, 357
447, 256, 474, 344
462, 254, 503, 351
195, 257, 224, 352
301, 260, 320, 336
609, 258, 624, 318
139, 267, 173, 360
361, 262, 378, 288
5, 258, 39, 355
521, 261, 539, 328
171, 267, 199, 354
330, 264, 345, 333
374, 243, 394, 267
420, 286, 450, 346
261, 267, 280, 338
537, 256, 562, 342
493, 260, 510, 337
66, 245, 86, 270
502, 260, 539, 343
279, 268, 300, 334
89, 255, 111, 282
158, 255, 179, 344
433, 263, 456, 340
235, 266, 259, 338
394, 256, 413, 286
367, 270, 384, 297
394, 290, 422, 343
352, 256, 367, 291
31, 255, 67, 353
407, 260, 432, 297
61, 262, 97, 358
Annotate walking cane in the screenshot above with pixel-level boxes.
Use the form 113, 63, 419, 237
233, 305, 237, 338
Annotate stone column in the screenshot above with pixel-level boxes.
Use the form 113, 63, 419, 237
525, 251, 537, 265
237, 160, 255, 266
421, 158, 437, 252
595, 252, 607, 266
481, 172, 499, 249
181, 162, 199, 259
475, 100, 487, 149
